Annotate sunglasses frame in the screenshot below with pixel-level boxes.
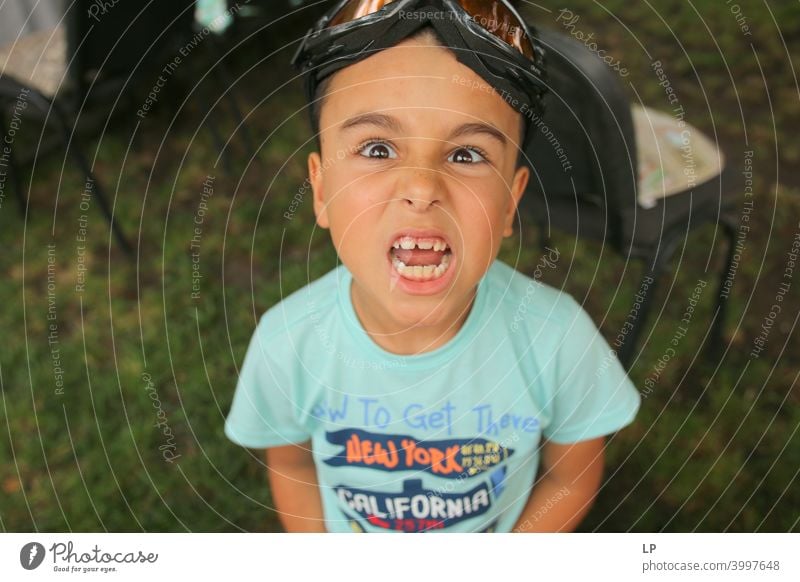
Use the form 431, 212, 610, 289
292, 0, 548, 151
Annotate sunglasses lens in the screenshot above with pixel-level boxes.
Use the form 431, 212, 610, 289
459, 1, 534, 59
329, 0, 394, 27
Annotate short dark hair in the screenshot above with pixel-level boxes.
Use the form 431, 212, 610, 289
308, 26, 526, 166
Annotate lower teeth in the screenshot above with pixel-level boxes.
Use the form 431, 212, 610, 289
392, 253, 451, 281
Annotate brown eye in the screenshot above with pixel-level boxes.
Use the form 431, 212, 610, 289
449, 147, 486, 164
359, 142, 397, 159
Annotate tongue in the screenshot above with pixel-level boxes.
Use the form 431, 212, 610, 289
393, 248, 445, 266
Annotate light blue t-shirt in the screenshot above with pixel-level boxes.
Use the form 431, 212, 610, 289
224, 259, 640, 532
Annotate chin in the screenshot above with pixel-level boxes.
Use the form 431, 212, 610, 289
387, 295, 460, 328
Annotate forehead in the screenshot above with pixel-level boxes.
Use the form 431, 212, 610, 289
321, 37, 521, 138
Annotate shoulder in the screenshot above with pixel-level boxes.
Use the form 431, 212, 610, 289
253, 266, 344, 347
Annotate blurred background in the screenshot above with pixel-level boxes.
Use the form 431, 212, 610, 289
0, 0, 797, 532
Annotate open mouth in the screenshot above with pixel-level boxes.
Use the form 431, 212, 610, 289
389, 235, 453, 282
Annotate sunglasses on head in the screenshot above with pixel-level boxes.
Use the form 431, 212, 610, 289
292, 0, 548, 150
326, 0, 536, 59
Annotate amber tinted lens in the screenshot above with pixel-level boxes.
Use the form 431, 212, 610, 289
328, 0, 394, 27
456, 1, 534, 59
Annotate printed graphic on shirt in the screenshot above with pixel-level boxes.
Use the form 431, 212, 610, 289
345, 512, 500, 533
311, 396, 541, 438
324, 428, 515, 477
336, 478, 499, 532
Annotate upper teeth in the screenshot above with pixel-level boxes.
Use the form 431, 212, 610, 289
392, 236, 449, 252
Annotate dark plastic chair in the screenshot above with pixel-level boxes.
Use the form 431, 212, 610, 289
0, 74, 133, 253
521, 28, 739, 369
1, 0, 196, 254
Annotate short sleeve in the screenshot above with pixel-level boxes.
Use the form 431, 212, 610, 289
224, 318, 310, 448
542, 298, 641, 444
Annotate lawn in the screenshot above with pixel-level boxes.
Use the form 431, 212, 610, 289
0, 0, 798, 532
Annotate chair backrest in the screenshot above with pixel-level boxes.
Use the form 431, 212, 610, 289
522, 27, 638, 250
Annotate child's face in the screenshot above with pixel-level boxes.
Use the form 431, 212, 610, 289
308, 34, 529, 340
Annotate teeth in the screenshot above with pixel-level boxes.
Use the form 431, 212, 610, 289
391, 252, 452, 282
391, 235, 450, 251
400, 237, 416, 250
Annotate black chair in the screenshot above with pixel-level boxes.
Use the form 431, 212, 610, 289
0, 0, 196, 254
521, 27, 739, 369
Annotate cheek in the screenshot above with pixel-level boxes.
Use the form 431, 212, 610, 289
456, 185, 509, 230
328, 168, 389, 209
326, 181, 386, 256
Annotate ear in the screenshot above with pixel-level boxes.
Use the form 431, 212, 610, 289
308, 151, 329, 229
503, 164, 529, 238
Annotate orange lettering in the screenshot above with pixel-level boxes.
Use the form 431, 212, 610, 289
429, 447, 448, 474
373, 440, 399, 469
413, 446, 431, 465
346, 434, 362, 462
401, 439, 416, 467
444, 445, 463, 472
362, 440, 373, 464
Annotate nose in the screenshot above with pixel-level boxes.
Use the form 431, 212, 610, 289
396, 166, 444, 211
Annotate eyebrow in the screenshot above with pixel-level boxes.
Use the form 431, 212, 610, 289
339, 113, 508, 147
340, 112, 404, 134
449, 122, 507, 147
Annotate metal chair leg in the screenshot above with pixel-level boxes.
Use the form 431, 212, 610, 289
618, 231, 683, 369
707, 215, 738, 354
618, 268, 661, 369
13, 85, 134, 255
48, 99, 134, 255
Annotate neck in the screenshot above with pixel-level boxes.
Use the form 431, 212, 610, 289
350, 281, 476, 356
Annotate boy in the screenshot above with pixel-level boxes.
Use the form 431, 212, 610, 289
224, 0, 640, 533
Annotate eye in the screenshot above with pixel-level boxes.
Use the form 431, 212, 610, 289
358, 141, 398, 160
448, 146, 487, 164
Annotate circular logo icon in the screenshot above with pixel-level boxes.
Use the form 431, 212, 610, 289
20, 542, 46, 570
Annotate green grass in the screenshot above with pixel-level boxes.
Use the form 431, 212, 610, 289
1, 0, 798, 532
